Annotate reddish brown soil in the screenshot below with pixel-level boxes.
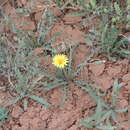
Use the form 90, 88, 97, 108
1, 86, 95, 130
0, 0, 130, 130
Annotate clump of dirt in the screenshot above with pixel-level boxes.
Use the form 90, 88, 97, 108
89, 63, 105, 76
49, 22, 85, 52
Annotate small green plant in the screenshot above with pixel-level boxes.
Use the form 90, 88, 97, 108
100, 25, 129, 58
126, 0, 130, 27
0, 107, 8, 126
75, 79, 130, 130
0, 27, 76, 110
9, 68, 51, 108
85, 24, 130, 59
56, 0, 130, 59
55, 0, 97, 10
0, 6, 79, 109
0, 44, 7, 74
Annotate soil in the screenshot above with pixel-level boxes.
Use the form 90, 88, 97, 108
0, 0, 130, 130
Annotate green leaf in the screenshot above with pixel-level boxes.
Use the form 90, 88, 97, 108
42, 81, 67, 91
0, 107, 8, 125
80, 120, 93, 128
90, 0, 96, 8
96, 111, 112, 124
112, 79, 123, 106
113, 79, 119, 91
23, 99, 28, 111
0, 108, 8, 120
9, 96, 23, 106
115, 106, 130, 113
41, 70, 57, 80
95, 100, 102, 124
96, 125, 117, 130
29, 95, 50, 107
67, 13, 86, 17
114, 2, 121, 15
111, 111, 117, 122
101, 24, 108, 45
120, 49, 130, 55
75, 80, 109, 109
75, 80, 102, 103
83, 114, 96, 123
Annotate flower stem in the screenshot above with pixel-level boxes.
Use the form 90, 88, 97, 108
62, 69, 68, 81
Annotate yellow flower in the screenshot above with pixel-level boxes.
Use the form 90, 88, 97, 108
52, 54, 69, 68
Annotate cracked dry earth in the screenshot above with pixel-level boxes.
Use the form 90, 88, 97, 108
0, 0, 130, 130
0, 79, 95, 130
0, 59, 130, 130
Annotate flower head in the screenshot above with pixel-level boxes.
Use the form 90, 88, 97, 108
52, 54, 69, 68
